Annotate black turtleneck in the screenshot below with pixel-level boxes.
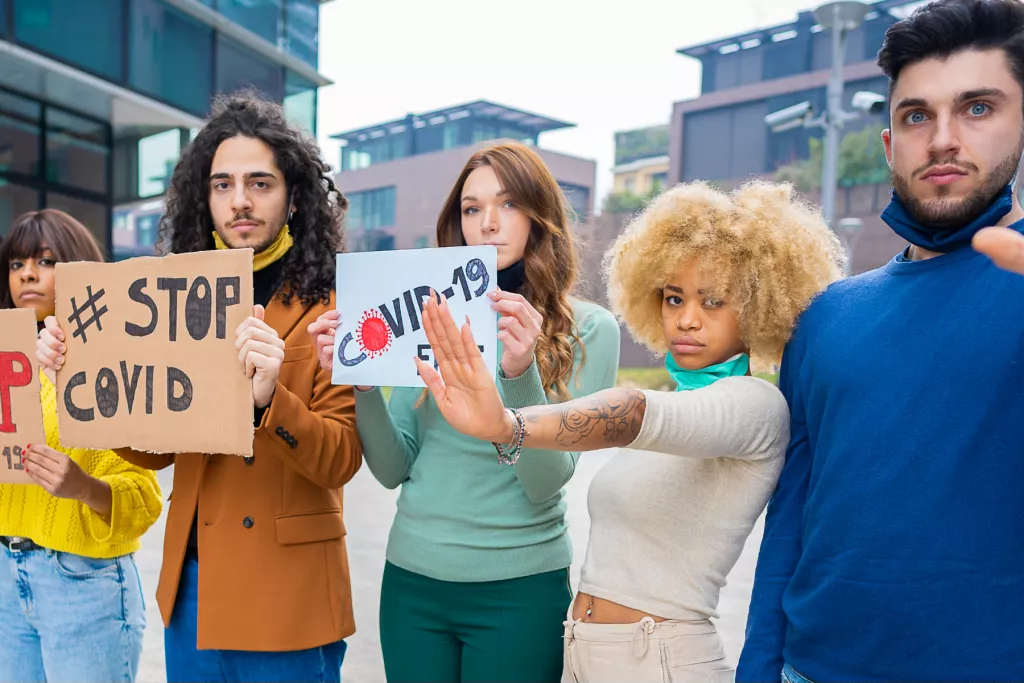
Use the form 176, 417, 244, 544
186, 255, 286, 555
497, 259, 526, 293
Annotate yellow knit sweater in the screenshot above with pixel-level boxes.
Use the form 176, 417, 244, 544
0, 370, 162, 558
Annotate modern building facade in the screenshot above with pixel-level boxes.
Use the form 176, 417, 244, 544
611, 125, 669, 197
669, 0, 926, 273
331, 100, 596, 252
0, 0, 332, 260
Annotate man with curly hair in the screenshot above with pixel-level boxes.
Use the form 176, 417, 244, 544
38, 92, 362, 682
739, 1, 1024, 681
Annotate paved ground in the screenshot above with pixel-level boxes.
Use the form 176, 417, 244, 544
137, 450, 764, 683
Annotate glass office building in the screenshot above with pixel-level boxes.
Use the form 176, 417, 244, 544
0, 0, 333, 259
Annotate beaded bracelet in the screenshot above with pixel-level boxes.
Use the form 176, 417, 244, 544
493, 408, 525, 465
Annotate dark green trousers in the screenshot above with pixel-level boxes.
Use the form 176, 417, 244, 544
379, 561, 571, 683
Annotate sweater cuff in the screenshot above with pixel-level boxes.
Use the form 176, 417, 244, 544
628, 390, 659, 451
82, 476, 130, 544
498, 360, 549, 409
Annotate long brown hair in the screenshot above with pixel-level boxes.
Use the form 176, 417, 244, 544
0, 209, 105, 309
436, 141, 583, 399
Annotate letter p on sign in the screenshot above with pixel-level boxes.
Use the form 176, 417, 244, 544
0, 351, 31, 433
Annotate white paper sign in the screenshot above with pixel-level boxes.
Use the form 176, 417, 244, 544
333, 246, 498, 387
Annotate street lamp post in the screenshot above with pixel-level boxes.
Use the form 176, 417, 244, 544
814, 0, 870, 226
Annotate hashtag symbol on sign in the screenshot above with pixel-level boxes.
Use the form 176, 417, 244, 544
67, 286, 108, 344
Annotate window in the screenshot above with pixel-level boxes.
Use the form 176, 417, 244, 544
284, 72, 317, 134
46, 108, 109, 194
623, 177, 635, 192
348, 232, 394, 252
216, 35, 284, 103
0, 181, 39, 236
113, 205, 163, 260
443, 123, 459, 150
46, 192, 109, 253
138, 129, 181, 198
683, 101, 768, 182
762, 36, 810, 81
216, 0, 282, 46
129, 0, 214, 115
346, 187, 396, 231
472, 125, 497, 144
345, 149, 371, 171
14, 0, 123, 81
651, 172, 667, 190
713, 49, 763, 91
0, 89, 41, 177
285, 0, 319, 67
559, 183, 590, 221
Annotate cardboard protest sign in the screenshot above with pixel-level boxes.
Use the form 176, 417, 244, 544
55, 250, 255, 455
333, 246, 498, 387
0, 308, 45, 484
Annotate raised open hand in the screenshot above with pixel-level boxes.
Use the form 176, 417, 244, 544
414, 292, 513, 444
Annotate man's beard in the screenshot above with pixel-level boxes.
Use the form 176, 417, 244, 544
891, 145, 1022, 229
219, 212, 283, 253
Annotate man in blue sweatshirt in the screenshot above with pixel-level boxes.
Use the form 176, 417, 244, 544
738, 1, 1024, 681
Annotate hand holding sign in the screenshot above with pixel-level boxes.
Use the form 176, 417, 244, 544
415, 292, 511, 444
332, 246, 498, 388
236, 304, 285, 409
22, 443, 112, 515
36, 316, 66, 372
974, 226, 1024, 275
490, 290, 544, 379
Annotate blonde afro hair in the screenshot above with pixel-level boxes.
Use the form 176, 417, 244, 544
604, 180, 845, 369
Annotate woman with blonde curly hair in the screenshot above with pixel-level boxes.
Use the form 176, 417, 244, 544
309, 141, 621, 682
412, 180, 844, 682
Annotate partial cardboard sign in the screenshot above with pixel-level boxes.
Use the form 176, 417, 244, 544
55, 250, 255, 455
0, 308, 45, 484
333, 246, 498, 387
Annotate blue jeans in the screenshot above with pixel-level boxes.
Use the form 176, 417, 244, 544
0, 544, 146, 683
782, 663, 813, 683
165, 554, 347, 683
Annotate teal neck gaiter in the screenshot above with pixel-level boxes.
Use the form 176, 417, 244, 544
665, 352, 750, 391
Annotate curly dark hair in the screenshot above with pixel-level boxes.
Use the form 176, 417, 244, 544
159, 90, 346, 305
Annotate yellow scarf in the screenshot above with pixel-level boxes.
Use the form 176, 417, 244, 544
213, 224, 293, 271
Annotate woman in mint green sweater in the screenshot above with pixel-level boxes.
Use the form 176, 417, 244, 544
310, 141, 620, 682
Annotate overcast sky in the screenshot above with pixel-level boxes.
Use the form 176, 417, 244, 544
314, 0, 837, 206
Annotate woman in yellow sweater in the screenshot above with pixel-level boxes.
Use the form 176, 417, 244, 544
0, 210, 162, 683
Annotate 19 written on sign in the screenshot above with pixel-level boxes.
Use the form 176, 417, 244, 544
63, 276, 242, 422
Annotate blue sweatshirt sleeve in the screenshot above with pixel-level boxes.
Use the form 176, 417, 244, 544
736, 326, 812, 682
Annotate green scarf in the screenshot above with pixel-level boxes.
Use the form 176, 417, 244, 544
666, 352, 749, 391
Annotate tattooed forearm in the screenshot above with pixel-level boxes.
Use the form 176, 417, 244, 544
520, 388, 647, 452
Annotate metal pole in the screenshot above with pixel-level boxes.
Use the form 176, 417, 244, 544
820, 4, 845, 227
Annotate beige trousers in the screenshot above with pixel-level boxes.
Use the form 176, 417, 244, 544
562, 612, 735, 683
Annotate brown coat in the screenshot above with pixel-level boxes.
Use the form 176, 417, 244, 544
119, 292, 362, 652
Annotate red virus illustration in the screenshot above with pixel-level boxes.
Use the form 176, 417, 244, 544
356, 309, 393, 359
